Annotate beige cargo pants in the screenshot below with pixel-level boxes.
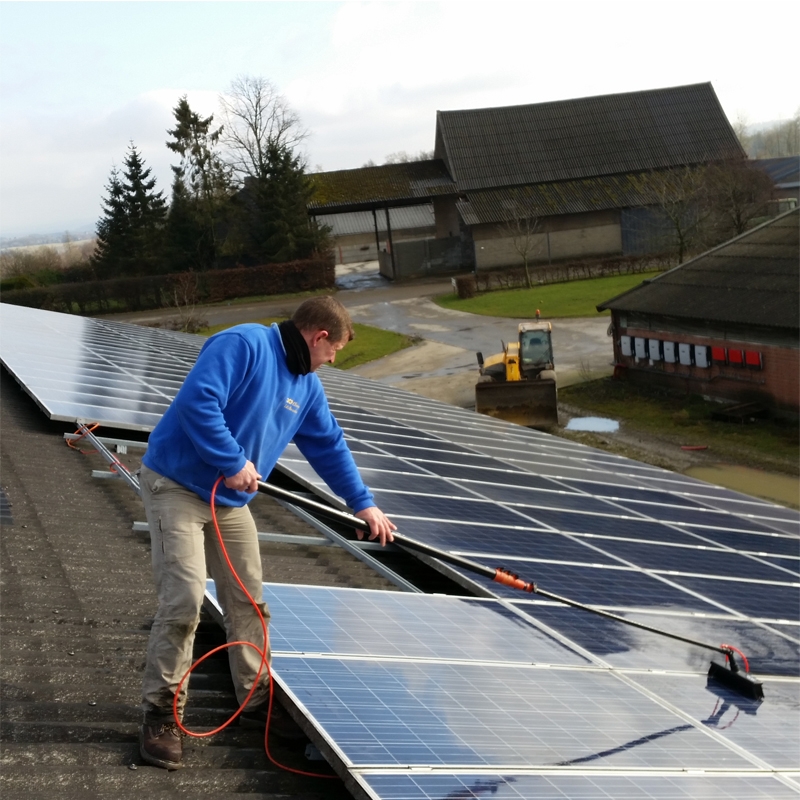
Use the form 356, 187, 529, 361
139, 465, 271, 723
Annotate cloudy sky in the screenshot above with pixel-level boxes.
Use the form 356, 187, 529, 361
1, 0, 797, 238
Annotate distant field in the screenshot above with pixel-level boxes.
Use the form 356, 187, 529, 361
0, 239, 94, 255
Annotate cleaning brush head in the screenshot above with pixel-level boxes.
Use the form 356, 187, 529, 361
707, 660, 764, 702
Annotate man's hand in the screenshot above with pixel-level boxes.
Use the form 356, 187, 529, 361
354, 506, 397, 547
224, 460, 261, 493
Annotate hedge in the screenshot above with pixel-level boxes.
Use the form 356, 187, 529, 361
1, 257, 335, 315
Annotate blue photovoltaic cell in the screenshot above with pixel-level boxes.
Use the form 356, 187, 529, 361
761, 556, 800, 577
351, 453, 431, 473
405, 461, 565, 491
397, 520, 618, 563
621, 504, 788, 535
359, 773, 800, 800
467, 484, 625, 515
668, 576, 800, 621
369, 490, 533, 527
0, 304, 200, 431
511, 603, 800, 676
559, 480, 707, 508
359, 471, 478, 497
233, 583, 591, 666
633, 673, 800, 769
591, 539, 795, 581
503, 507, 703, 543
366, 442, 475, 461
680, 526, 800, 557
274, 656, 752, 769
448, 559, 726, 612
639, 476, 763, 502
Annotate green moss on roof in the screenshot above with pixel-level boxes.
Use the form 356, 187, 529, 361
309, 160, 455, 209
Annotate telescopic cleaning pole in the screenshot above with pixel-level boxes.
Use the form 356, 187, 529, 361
256, 480, 764, 701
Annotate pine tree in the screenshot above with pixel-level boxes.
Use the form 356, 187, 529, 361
232, 143, 328, 263
165, 97, 229, 269
92, 144, 167, 277
92, 167, 128, 277
164, 172, 203, 273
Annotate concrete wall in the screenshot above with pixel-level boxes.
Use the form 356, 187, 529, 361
333, 229, 434, 264
434, 196, 462, 239
471, 210, 622, 271
379, 237, 473, 280
612, 313, 799, 413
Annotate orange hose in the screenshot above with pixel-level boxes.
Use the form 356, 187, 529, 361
173, 476, 336, 779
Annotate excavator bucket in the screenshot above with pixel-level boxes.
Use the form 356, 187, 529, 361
475, 378, 558, 429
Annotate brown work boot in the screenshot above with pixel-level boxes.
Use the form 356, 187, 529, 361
139, 721, 183, 769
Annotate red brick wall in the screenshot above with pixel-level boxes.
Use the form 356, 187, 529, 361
612, 318, 799, 412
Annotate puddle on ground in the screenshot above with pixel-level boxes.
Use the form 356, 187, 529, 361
565, 416, 619, 433
686, 464, 799, 509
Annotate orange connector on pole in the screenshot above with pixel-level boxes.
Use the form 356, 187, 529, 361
493, 568, 537, 593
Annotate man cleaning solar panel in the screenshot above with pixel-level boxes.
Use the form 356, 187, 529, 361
136, 295, 396, 770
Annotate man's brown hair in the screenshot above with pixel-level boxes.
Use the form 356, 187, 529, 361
292, 296, 354, 343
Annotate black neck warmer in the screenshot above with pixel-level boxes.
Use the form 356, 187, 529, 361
278, 320, 311, 375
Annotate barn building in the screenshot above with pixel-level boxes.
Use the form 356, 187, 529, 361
309, 83, 747, 277
597, 207, 799, 415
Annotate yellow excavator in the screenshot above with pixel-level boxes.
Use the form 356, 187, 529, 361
475, 321, 558, 429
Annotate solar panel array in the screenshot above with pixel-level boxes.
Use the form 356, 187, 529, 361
206, 582, 799, 799
0, 304, 201, 431
4, 306, 798, 798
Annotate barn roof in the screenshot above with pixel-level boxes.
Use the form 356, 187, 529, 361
753, 156, 800, 189
436, 82, 744, 192
308, 160, 456, 213
456, 173, 657, 226
324, 205, 435, 237
597, 207, 799, 330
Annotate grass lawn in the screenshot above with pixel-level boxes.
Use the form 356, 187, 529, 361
560, 378, 800, 475
198, 318, 413, 371
435, 271, 662, 318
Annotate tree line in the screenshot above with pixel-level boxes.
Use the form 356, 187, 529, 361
91, 76, 329, 281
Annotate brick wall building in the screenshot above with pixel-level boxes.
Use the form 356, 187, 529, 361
598, 208, 799, 414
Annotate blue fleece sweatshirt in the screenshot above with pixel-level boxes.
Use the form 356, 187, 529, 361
143, 323, 374, 510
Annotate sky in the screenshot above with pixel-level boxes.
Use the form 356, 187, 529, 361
0, 0, 797, 238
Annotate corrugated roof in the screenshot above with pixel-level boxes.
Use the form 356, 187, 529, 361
308, 160, 455, 212
318, 205, 435, 237
437, 83, 744, 192
753, 156, 800, 187
456, 173, 658, 226
597, 207, 799, 329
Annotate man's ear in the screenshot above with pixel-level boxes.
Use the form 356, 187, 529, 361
311, 330, 329, 347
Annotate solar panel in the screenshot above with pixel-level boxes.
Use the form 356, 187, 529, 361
5, 306, 797, 798
358, 773, 800, 800
0, 304, 200, 431
205, 583, 799, 798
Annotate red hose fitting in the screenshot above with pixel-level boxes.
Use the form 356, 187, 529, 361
493, 568, 536, 593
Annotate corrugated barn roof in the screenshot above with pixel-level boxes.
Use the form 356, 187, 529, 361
753, 156, 800, 188
437, 83, 744, 192
598, 207, 799, 329
318, 205, 435, 237
456, 173, 658, 226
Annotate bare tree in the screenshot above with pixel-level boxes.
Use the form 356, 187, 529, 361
707, 160, 775, 237
218, 76, 308, 181
631, 166, 716, 263
737, 109, 800, 158
501, 198, 543, 288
